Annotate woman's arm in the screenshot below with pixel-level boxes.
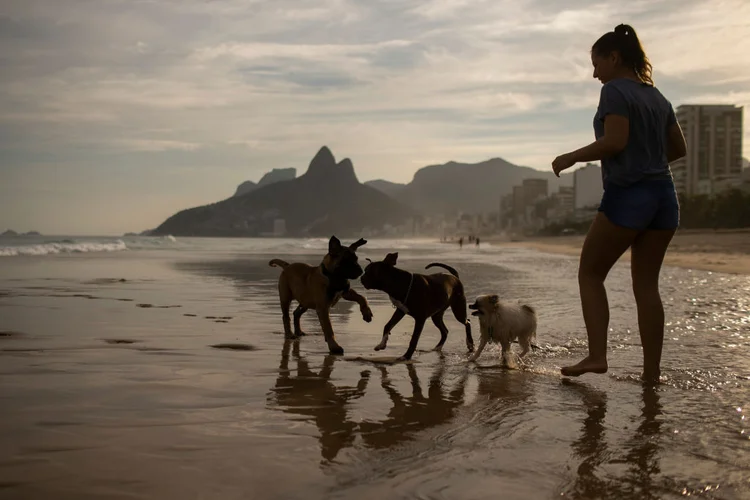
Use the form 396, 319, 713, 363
666, 122, 687, 163
552, 115, 629, 176
569, 115, 629, 163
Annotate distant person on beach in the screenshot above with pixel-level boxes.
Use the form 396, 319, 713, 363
475, 237, 480, 247
459, 237, 463, 249
551, 24, 687, 382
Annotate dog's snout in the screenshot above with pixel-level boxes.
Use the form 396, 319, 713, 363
469, 301, 482, 316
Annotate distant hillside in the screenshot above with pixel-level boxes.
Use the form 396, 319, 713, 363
233, 167, 297, 197
364, 179, 407, 198
367, 158, 572, 214
152, 147, 413, 237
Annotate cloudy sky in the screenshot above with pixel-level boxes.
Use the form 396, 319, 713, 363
1, 0, 749, 235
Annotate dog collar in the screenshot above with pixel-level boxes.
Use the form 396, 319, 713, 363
320, 264, 350, 299
390, 272, 414, 314
320, 263, 333, 278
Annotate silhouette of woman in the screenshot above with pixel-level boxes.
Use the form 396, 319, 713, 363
551, 24, 687, 382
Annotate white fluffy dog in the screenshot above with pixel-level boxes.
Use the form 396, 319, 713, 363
467, 294, 537, 366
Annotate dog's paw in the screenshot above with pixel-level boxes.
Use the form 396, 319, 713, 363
329, 345, 345, 355
466, 344, 475, 353
362, 308, 373, 322
396, 355, 410, 362
374, 343, 386, 351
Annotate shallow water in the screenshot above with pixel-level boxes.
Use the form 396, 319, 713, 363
0, 238, 748, 499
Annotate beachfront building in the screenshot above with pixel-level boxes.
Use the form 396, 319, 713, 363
573, 163, 602, 208
672, 105, 744, 196
546, 186, 575, 225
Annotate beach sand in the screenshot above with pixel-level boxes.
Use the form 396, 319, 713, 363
489, 229, 750, 275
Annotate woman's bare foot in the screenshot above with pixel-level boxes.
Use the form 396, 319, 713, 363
561, 356, 608, 377
640, 369, 661, 385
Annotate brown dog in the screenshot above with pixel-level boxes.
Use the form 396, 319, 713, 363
360, 253, 474, 360
269, 236, 373, 355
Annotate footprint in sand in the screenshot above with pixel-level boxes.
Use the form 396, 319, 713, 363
84, 278, 127, 285
205, 316, 233, 321
210, 343, 257, 351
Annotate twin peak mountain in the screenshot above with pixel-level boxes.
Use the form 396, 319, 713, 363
152, 146, 570, 237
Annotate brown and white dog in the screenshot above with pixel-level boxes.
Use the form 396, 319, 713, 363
468, 294, 537, 366
269, 236, 372, 355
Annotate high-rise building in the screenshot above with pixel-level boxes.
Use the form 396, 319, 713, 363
512, 185, 526, 228
671, 105, 743, 195
573, 163, 603, 210
557, 185, 574, 211
521, 178, 548, 205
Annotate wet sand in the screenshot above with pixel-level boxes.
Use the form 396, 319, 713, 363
491, 229, 750, 275
0, 243, 748, 499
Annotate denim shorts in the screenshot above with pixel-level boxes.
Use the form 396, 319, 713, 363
598, 178, 680, 231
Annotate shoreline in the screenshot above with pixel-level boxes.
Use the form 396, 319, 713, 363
481, 229, 750, 275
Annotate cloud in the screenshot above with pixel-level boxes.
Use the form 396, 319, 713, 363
1, 0, 749, 234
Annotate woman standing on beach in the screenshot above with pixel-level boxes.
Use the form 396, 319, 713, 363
551, 24, 687, 382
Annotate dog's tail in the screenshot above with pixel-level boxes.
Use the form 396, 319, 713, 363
425, 262, 459, 278
269, 259, 290, 269
522, 304, 540, 349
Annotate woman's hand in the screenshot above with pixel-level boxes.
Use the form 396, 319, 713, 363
552, 153, 576, 177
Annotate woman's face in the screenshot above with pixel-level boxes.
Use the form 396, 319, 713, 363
591, 51, 619, 84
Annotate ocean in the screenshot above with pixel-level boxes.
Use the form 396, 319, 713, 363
0, 235, 748, 499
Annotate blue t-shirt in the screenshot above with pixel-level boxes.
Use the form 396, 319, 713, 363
593, 78, 677, 187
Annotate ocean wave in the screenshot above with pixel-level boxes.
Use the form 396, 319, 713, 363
0, 240, 128, 257
122, 235, 179, 249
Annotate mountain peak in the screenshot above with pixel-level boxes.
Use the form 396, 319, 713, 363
151, 146, 411, 237
303, 147, 359, 185
336, 158, 359, 184
258, 167, 297, 188
307, 146, 337, 176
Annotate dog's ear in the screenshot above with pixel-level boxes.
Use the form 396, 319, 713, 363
328, 235, 342, 255
384, 252, 399, 266
489, 294, 500, 306
349, 238, 367, 250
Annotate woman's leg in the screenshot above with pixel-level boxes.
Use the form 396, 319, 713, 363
561, 213, 638, 376
630, 229, 675, 383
